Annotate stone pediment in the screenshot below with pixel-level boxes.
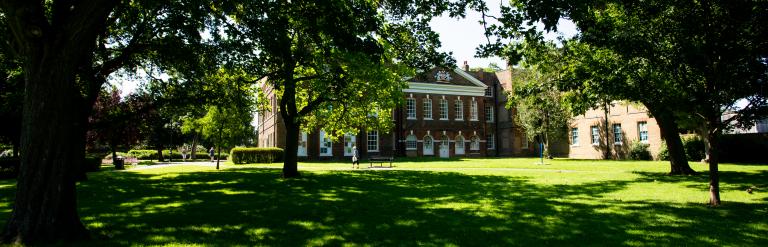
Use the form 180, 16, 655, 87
410, 68, 487, 88
405, 67, 488, 96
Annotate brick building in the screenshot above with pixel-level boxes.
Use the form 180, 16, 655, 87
567, 103, 663, 159
258, 64, 662, 160
258, 64, 536, 160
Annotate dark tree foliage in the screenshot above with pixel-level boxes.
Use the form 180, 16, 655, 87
0, 0, 220, 244
216, 0, 488, 178
480, 0, 768, 205
0, 16, 22, 157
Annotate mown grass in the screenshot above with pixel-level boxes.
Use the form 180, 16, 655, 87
1, 158, 767, 246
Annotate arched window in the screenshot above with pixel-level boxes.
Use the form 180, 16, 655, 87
470, 136, 480, 150
455, 134, 465, 155
423, 135, 434, 155
406, 134, 417, 150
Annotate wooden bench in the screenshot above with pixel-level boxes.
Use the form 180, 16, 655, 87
368, 156, 394, 168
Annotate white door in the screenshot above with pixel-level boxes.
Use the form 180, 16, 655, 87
423, 136, 434, 155
344, 134, 356, 156
297, 132, 308, 156
439, 136, 450, 158
455, 135, 465, 155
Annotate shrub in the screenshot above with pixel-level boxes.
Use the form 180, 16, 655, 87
104, 152, 129, 160
0, 158, 19, 178
682, 135, 705, 161
628, 141, 652, 160
84, 154, 103, 172
230, 147, 284, 164
128, 150, 157, 160
657, 142, 669, 161
656, 135, 706, 161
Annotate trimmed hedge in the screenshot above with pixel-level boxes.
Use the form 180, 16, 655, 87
128, 150, 156, 160
719, 133, 768, 163
230, 147, 284, 164
119, 149, 229, 160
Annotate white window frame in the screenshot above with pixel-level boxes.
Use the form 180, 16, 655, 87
406, 134, 417, 150
367, 131, 379, 152
638, 121, 648, 143
485, 86, 493, 97
470, 136, 480, 150
319, 130, 332, 157
454, 99, 464, 121
591, 126, 600, 146
470, 100, 478, 121
571, 127, 579, 146
613, 124, 623, 145
486, 134, 495, 150
485, 105, 494, 122
423, 98, 432, 120
406, 98, 416, 119
439, 99, 448, 120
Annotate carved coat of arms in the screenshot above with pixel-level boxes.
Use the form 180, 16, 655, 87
435, 70, 452, 82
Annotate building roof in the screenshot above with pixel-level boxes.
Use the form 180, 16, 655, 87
405, 68, 487, 96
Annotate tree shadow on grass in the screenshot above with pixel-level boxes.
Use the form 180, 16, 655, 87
632, 170, 768, 192
1, 168, 767, 246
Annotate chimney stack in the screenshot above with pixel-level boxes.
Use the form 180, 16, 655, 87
463, 61, 469, 71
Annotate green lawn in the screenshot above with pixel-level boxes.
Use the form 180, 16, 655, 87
1, 158, 766, 246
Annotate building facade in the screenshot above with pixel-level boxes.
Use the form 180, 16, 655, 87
258, 64, 538, 160
567, 103, 663, 159
258, 64, 663, 160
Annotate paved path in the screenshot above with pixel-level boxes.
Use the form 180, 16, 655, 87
120, 162, 581, 173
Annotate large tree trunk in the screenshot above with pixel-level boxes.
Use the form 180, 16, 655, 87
282, 117, 300, 178
1, 1, 120, 244
649, 106, 696, 175
2, 57, 90, 244
156, 146, 165, 162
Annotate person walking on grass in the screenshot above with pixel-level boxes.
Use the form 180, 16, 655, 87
352, 145, 359, 169
209, 146, 215, 162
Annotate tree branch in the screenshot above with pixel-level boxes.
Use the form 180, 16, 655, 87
298, 96, 330, 116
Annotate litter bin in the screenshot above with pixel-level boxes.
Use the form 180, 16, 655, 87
114, 156, 125, 170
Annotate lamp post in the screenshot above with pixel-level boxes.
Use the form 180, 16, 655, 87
165, 121, 181, 163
